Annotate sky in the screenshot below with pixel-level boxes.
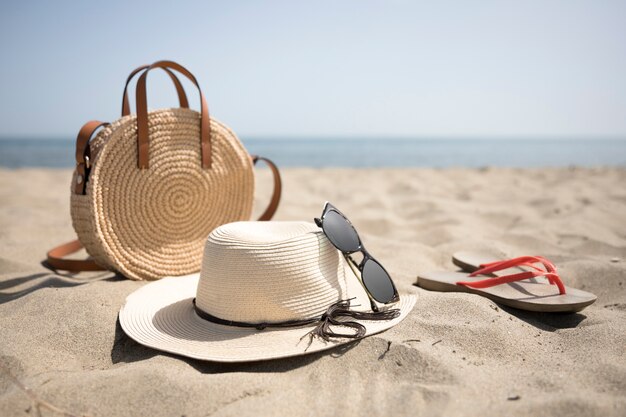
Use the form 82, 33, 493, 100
0, 0, 624, 139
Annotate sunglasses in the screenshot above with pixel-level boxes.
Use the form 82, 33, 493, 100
315, 202, 399, 312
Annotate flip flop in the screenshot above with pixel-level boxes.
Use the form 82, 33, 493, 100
416, 252, 597, 313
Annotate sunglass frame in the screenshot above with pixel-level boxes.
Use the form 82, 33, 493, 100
314, 202, 400, 312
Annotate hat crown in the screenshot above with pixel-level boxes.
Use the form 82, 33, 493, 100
195, 221, 349, 323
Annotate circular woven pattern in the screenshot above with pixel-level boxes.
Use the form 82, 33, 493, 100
86, 108, 254, 280
118, 221, 417, 362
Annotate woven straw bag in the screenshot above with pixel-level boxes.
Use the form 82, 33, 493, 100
47, 60, 282, 280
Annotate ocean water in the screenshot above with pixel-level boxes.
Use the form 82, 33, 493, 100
0, 138, 625, 168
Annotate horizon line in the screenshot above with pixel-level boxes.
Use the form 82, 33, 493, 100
1, 135, 626, 141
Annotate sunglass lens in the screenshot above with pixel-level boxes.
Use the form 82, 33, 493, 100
322, 210, 360, 252
362, 259, 396, 303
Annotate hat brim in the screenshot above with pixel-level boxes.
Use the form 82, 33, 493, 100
119, 268, 416, 362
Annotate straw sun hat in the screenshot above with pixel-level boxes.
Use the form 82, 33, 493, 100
119, 221, 416, 362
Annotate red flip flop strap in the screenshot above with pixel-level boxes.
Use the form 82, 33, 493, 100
480, 260, 547, 274
471, 255, 555, 276
458, 269, 566, 294
471, 255, 561, 288
535, 256, 557, 272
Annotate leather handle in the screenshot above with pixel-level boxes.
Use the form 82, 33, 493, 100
252, 155, 282, 221
136, 60, 211, 170
74, 121, 109, 194
121, 65, 189, 116
46, 240, 106, 272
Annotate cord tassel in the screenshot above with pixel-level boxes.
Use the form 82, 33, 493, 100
301, 299, 401, 348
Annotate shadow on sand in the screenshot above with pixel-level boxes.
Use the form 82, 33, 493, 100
110, 319, 361, 374
500, 305, 588, 331
0, 267, 121, 305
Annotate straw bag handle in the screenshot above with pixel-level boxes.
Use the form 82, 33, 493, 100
121, 64, 189, 116
135, 60, 211, 169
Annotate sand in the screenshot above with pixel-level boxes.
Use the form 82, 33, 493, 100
1, 167, 625, 417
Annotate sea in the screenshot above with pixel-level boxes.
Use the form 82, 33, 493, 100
0, 138, 625, 168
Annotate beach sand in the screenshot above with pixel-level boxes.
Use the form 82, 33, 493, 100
1, 167, 625, 416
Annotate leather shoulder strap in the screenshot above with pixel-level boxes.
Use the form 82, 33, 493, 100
46, 240, 105, 272
252, 155, 282, 221
74, 120, 109, 194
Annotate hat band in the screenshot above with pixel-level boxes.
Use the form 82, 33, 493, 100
192, 298, 319, 330
192, 298, 402, 346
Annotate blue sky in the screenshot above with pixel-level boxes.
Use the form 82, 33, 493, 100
0, 0, 624, 138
